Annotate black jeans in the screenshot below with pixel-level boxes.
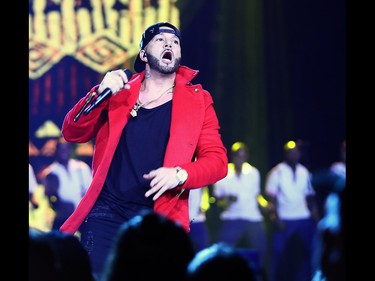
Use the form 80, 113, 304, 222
79, 199, 127, 281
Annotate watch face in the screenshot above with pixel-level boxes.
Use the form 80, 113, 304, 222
177, 169, 188, 182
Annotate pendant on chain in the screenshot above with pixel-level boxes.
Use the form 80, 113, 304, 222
130, 102, 142, 117
130, 82, 175, 118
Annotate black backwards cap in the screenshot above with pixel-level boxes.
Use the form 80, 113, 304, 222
134, 22, 181, 73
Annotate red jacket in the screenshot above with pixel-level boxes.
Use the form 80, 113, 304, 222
59, 65, 228, 234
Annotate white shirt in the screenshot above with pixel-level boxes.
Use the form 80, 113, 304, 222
265, 162, 314, 219
188, 188, 206, 223
214, 162, 263, 221
29, 163, 38, 193
43, 159, 92, 208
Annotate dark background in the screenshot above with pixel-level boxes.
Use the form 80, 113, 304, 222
178, 0, 345, 177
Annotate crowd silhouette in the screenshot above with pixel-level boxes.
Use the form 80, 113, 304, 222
29, 228, 94, 281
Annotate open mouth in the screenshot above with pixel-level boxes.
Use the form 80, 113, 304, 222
162, 50, 173, 63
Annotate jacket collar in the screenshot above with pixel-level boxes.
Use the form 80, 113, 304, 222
134, 65, 199, 87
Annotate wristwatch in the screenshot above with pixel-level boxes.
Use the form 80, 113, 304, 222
176, 166, 188, 185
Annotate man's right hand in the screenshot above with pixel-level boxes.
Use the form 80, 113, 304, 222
98, 69, 131, 95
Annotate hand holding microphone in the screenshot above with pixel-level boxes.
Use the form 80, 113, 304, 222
82, 69, 133, 116
97, 69, 132, 95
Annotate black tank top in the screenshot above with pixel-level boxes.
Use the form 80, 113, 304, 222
100, 100, 172, 219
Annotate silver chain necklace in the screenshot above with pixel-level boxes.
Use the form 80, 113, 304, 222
130, 83, 175, 117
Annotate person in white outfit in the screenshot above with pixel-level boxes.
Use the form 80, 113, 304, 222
311, 139, 346, 281
265, 140, 318, 281
41, 138, 92, 209
213, 141, 267, 279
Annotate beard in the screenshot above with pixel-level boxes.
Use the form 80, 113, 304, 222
147, 53, 181, 74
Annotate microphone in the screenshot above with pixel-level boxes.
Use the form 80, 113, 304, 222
83, 69, 133, 116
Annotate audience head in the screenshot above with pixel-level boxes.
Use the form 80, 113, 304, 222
55, 137, 73, 165
186, 243, 257, 281
101, 210, 196, 281
29, 229, 94, 281
230, 141, 249, 169
44, 172, 60, 199
283, 140, 301, 166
